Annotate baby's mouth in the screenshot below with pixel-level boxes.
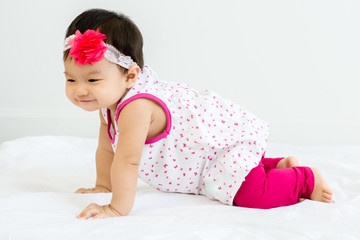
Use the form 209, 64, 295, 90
77, 98, 96, 103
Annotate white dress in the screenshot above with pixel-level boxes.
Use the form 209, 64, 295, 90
101, 65, 270, 205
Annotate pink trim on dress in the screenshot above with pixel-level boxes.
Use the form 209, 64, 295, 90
107, 94, 172, 145
106, 108, 115, 143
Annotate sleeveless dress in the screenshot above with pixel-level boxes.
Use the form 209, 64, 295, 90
101, 65, 270, 205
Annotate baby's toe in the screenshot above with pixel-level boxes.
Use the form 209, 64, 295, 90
322, 192, 333, 202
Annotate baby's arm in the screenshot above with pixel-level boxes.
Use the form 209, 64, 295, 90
75, 111, 113, 194
77, 99, 153, 219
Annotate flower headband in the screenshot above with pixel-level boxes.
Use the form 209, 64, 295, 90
63, 29, 137, 69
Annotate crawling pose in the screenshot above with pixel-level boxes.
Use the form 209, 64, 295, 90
62, 9, 334, 220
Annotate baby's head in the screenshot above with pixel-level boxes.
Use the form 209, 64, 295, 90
63, 9, 143, 112
63, 8, 144, 71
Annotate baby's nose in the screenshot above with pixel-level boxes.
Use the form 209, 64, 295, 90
75, 86, 89, 96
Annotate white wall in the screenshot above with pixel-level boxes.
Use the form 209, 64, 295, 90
0, 0, 359, 146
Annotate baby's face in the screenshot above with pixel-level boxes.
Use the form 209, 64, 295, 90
64, 58, 128, 112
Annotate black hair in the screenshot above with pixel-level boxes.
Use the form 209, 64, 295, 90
63, 8, 144, 71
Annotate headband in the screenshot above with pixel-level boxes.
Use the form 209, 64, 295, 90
63, 29, 137, 69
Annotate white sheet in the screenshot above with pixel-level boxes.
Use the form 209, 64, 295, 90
0, 136, 359, 239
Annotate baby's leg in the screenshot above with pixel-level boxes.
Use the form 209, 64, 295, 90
261, 157, 283, 171
276, 156, 299, 169
258, 156, 334, 204
233, 162, 315, 209
261, 156, 299, 172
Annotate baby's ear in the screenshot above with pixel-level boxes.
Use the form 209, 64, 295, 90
125, 65, 140, 88
127, 73, 136, 79
127, 65, 140, 80
126, 65, 140, 88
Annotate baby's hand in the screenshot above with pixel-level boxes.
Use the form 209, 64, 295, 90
77, 203, 121, 220
75, 186, 111, 194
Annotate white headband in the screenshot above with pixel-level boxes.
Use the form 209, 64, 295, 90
63, 30, 137, 69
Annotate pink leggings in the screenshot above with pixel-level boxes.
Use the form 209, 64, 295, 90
233, 156, 314, 209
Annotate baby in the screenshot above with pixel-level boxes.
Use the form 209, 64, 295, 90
63, 9, 334, 220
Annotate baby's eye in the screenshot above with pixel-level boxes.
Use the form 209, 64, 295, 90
67, 79, 75, 83
88, 79, 99, 83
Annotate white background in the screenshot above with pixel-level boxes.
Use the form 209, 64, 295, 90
0, 0, 359, 145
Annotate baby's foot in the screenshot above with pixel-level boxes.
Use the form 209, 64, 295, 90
276, 156, 299, 169
310, 167, 334, 203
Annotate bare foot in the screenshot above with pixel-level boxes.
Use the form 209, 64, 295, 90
310, 167, 334, 203
276, 156, 299, 169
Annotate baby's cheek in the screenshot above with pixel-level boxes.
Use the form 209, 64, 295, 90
65, 88, 73, 102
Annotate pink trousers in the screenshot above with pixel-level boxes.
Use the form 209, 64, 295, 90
233, 155, 314, 209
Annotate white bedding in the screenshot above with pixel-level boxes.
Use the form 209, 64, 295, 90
0, 136, 359, 239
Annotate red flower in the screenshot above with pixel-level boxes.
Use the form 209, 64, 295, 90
68, 29, 108, 66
